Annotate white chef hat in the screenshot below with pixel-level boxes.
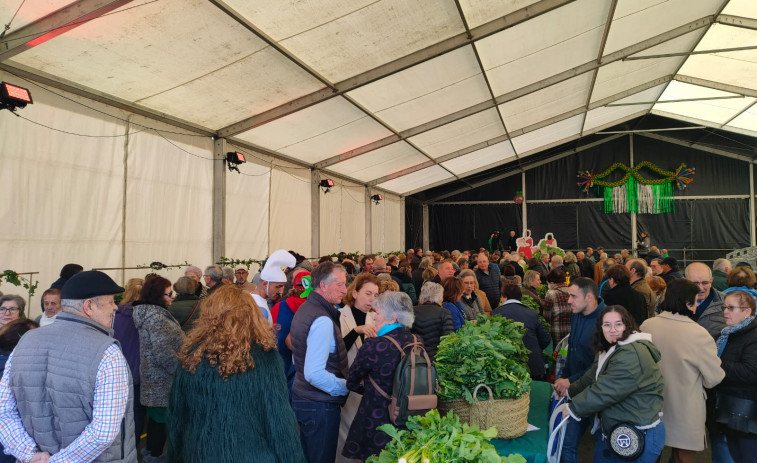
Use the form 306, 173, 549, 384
260, 249, 296, 283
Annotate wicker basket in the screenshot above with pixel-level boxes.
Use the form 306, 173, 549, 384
438, 384, 530, 439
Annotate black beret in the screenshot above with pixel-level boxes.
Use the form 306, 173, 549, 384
61, 271, 125, 299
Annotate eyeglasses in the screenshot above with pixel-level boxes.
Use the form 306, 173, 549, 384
0, 307, 20, 314
601, 322, 625, 330
691, 281, 712, 287
164, 291, 174, 298
723, 305, 749, 311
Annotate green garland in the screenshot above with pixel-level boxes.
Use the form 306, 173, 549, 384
578, 161, 694, 214
1, 270, 39, 297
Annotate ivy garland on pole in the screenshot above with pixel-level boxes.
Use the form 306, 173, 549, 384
577, 161, 695, 214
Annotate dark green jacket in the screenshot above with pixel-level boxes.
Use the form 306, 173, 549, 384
712, 270, 728, 292
167, 344, 305, 462
568, 332, 664, 435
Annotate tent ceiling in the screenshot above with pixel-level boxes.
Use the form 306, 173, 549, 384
1, 0, 755, 196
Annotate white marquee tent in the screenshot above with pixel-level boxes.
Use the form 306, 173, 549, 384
1, 0, 755, 315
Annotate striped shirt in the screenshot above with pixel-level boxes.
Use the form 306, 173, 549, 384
0, 343, 130, 462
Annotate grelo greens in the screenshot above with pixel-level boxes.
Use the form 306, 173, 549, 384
365, 409, 526, 463
435, 315, 532, 404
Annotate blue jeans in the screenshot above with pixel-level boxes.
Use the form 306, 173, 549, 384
593, 421, 665, 463
560, 415, 591, 463
710, 429, 735, 463
292, 396, 341, 463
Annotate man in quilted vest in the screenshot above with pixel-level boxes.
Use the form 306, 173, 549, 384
0, 271, 136, 463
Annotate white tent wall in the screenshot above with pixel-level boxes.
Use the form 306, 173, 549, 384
270, 165, 312, 257
372, 194, 402, 253
225, 143, 271, 275
319, 179, 366, 256
123, 115, 214, 287
0, 70, 127, 319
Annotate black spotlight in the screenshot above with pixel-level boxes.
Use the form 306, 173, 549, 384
371, 194, 383, 205
225, 151, 246, 173
320, 179, 334, 193
0, 82, 33, 112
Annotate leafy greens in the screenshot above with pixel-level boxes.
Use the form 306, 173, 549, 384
366, 409, 526, 463
435, 315, 532, 404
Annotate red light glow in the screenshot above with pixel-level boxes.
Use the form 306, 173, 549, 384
2, 83, 32, 103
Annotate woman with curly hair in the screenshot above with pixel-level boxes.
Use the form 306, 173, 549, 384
167, 285, 304, 462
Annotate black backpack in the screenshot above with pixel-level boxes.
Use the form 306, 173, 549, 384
369, 334, 438, 427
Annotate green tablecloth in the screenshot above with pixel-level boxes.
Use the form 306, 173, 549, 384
492, 380, 552, 463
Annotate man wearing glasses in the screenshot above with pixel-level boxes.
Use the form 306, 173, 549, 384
0, 271, 135, 463
686, 262, 727, 339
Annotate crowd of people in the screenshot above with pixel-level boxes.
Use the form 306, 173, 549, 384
0, 240, 754, 463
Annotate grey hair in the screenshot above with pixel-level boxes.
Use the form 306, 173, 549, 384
204, 265, 223, 283
374, 291, 415, 327
713, 258, 731, 273
377, 273, 392, 282
458, 269, 475, 281
222, 267, 234, 280
418, 282, 443, 305
185, 265, 202, 278
419, 257, 433, 270
551, 255, 564, 265
61, 298, 86, 313
312, 261, 346, 289
0, 295, 26, 317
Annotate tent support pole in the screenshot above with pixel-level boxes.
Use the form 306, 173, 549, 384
422, 204, 429, 252
751, 163, 756, 247
400, 197, 406, 251
522, 171, 527, 233
311, 169, 321, 258
212, 138, 226, 264
365, 187, 372, 254
630, 134, 638, 255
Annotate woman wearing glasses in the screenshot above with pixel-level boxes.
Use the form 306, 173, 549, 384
565, 305, 665, 462
0, 295, 25, 327
713, 289, 757, 462
640, 279, 725, 463
133, 275, 185, 462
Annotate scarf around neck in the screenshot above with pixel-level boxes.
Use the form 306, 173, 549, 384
717, 316, 755, 357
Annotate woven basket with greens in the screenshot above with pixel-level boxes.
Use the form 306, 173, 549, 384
435, 315, 532, 404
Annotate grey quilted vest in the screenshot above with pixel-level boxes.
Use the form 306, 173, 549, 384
9, 312, 137, 462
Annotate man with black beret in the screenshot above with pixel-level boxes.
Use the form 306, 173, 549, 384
0, 271, 137, 462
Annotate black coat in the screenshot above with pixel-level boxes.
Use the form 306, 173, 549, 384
410, 304, 454, 361
603, 282, 648, 326
492, 302, 551, 378
718, 318, 757, 402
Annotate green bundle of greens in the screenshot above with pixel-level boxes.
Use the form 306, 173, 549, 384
366, 409, 526, 463
520, 295, 550, 334
435, 315, 532, 404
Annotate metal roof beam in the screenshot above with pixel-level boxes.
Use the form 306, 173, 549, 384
0, 0, 136, 61
675, 75, 757, 98
716, 14, 757, 31
635, 131, 754, 163
0, 63, 216, 136
421, 133, 626, 201
216, 0, 576, 138
316, 17, 712, 170
367, 77, 669, 186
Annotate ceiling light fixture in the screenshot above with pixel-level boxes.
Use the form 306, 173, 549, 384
0, 82, 33, 112
319, 179, 335, 193
225, 151, 246, 173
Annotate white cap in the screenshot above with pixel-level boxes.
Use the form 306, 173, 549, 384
260, 249, 296, 283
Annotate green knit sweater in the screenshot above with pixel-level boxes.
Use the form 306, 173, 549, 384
167, 344, 305, 462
